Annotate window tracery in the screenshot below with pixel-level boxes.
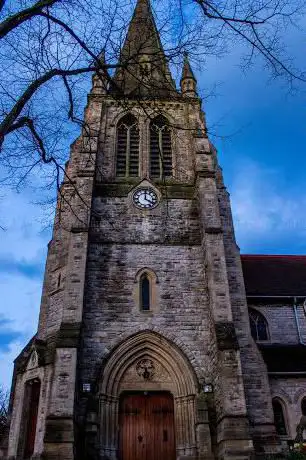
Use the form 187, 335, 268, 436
249, 308, 269, 341
150, 115, 172, 179
116, 113, 139, 177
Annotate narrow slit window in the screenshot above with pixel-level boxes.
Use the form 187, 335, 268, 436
150, 115, 172, 179
140, 274, 150, 311
116, 114, 139, 177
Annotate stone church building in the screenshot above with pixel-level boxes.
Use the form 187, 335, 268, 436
4, 0, 306, 459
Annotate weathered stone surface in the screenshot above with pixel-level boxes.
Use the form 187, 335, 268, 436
5, 2, 306, 459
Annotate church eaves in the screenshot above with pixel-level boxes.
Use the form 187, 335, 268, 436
111, 0, 178, 98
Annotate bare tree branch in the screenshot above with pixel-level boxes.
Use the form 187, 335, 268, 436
0, 0, 60, 40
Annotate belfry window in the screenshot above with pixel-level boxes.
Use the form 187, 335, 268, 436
140, 274, 150, 311
150, 115, 172, 179
249, 309, 269, 341
116, 114, 139, 177
272, 399, 287, 435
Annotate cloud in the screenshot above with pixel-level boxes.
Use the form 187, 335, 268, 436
0, 318, 23, 352
0, 340, 26, 390
0, 256, 44, 280
0, 190, 49, 390
230, 160, 306, 254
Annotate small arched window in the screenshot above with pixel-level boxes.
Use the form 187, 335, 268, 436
140, 273, 150, 311
301, 397, 306, 416
249, 309, 269, 341
272, 399, 287, 435
150, 115, 172, 179
116, 114, 139, 177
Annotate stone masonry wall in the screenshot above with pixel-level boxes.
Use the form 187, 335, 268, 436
269, 377, 306, 441
79, 196, 213, 388
248, 303, 306, 344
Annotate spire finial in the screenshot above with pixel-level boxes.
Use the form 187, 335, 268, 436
180, 52, 197, 97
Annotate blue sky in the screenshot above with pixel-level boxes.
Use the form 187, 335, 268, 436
0, 7, 306, 390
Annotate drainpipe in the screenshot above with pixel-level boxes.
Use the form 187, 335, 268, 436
293, 297, 305, 346
247, 295, 306, 346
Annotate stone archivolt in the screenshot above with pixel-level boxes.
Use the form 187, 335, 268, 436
98, 331, 199, 459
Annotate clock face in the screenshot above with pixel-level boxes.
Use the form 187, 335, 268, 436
133, 187, 158, 209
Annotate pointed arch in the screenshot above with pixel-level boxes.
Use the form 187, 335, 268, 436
98, 331, 199, 458
100, 330, 198, 396
140, 273, 150, 310
272, 397, 288, 435
249, 308, 269, 341
150, 114, 172, 179
116, 113, 139, 177
134, 268, 158, 313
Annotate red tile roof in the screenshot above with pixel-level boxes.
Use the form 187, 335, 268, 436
241, 254, 306, 297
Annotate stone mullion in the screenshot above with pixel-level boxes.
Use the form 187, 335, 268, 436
140, 115, 148, 178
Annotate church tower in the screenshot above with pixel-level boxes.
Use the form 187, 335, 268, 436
6, 1, 283, 459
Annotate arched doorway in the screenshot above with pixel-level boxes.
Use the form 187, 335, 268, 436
98, 331, 199, 459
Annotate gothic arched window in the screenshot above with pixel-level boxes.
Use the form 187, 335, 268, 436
116, 114, 139, 177
272, 398, 287, 435
150, 115, 172, 179
140, 273, 150, 311
249, 309, 269, 341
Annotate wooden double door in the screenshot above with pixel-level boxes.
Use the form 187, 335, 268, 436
119, 392, 176, 460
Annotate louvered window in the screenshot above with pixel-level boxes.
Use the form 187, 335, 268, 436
116, 114, 139, 177
150, 115, 172, 179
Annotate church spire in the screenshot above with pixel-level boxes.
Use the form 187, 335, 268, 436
112, 0, 177, 97
180, 52, 197, 97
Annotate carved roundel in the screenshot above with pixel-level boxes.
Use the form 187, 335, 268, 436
132, 187, 158, 209
136, 358, 155, 380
